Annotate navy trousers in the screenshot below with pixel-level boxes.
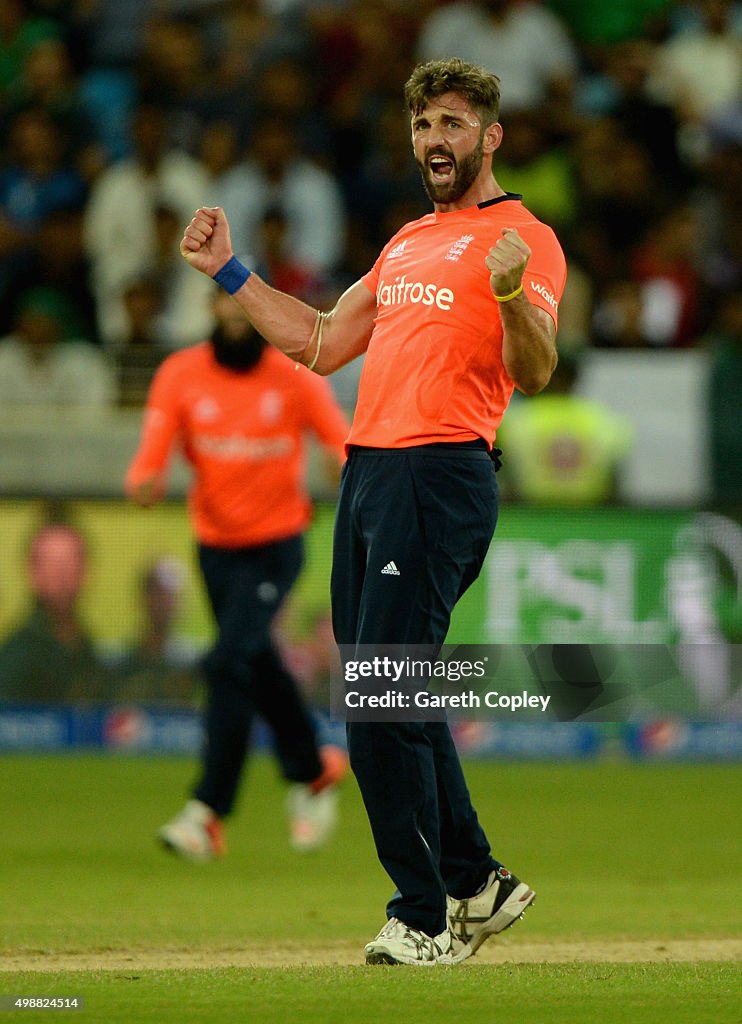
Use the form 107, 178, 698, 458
331, 443, 501, 937
195, 535, 322, 817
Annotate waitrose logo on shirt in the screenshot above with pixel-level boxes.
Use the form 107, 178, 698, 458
193, 434, 294, 461
530, 281, 558, 310
378, 275, 455, 311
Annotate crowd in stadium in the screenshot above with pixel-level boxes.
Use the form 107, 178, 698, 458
0, 0, 740, 411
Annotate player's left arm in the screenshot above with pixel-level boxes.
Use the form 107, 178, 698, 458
487, 228, 560, 396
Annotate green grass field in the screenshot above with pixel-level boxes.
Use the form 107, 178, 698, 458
1, 755, 740, 1023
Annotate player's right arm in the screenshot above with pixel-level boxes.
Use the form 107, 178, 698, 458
180, 207, 376, 375
125, 358, 183, 507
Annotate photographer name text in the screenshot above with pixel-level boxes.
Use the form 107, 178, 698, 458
344, 690, 551, 712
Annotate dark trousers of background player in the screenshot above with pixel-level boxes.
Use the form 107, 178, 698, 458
332, 442, 505, 938
194, 535, 323, 817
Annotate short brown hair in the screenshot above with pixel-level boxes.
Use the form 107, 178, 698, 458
404, 58, 501, 126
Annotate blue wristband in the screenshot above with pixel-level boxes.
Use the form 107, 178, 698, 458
213, 256, 251, 295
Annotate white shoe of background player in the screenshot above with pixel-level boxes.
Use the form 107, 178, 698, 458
286, 744, 348, 851
158, 799, 226, 862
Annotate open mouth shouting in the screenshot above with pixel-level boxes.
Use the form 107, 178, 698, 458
427, 151, 456, 186
417, 136, 485, 205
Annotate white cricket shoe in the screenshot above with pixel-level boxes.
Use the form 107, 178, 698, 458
286, 784, 338, 851
286, 744, 347, 851
365, 917, 453, 966
158, 799, 226, 862
446, 866, 536, 962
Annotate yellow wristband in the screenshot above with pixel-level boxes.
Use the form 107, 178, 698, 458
493, 283, 524, 303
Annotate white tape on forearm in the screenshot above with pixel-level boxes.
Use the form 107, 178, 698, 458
307, 312, 327, 372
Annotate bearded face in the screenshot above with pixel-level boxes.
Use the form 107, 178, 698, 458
411, 93, 494, 207
210, 290, 266, 372
416, 133, 486, 205
210, 324, 266, 372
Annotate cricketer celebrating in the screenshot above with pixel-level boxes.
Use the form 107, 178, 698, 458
179, 58, 566, 965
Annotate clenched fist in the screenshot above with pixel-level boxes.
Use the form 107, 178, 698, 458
485, 228, 530, 300
180, 207, 234, 278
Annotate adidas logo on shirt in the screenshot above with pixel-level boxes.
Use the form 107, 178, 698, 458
387, 240, 408, 259
381, 561, 401, 576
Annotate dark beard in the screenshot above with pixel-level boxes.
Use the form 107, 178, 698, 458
417, 139, 485, 205
210, 325, 266, 372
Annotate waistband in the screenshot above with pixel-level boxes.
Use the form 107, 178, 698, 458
347, 439, 491, 459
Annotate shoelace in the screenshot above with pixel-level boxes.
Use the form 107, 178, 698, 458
378, 918, 447, 960
402, 926, 430, 955
449, 879, 503, 942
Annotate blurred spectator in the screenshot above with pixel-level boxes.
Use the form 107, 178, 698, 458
113, 203, 217, 400
416, 0, 579, 116
345, 94, 429, 251
630, 204, 704, 347
493, 109, 577, 229
647, 0, 742, 128
197, 117, 241, 184
0, 286, 116, 405
250, 55, 332, 165
299, 0, 421, 193
694, 107, 742, 290
144, 202, 215, 348
0, 0, 59, 93
0, 106, 86, 297
113, 556, 201, 704
0, 206, 97, 339
213, 112, 346, 275
0, 0, 733, 521
496, 355, 634, 504
592, 202, 704, 349
579, 38, 690, 193
84, 103, 209, 345
592, 279, 656, 348
311, 1, 420, 147
572, 118, 665, 282
707, 289, 742, 503
253, 205, 329, 305
0, 521, 111, 702
544, 0, 672, 46
204, 0, 305, 130
69, 0, 152, 163
0, 104, 87, 225
670, 0, 742, 32
2, 36, 106, 182
115, 277, 168, 407
136, 16, 216, 154
73, 0, 153, 69
77, 66, 136, 165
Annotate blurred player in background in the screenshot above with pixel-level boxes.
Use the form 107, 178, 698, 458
126, 288, 350, 859
179, 58, 565, 963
